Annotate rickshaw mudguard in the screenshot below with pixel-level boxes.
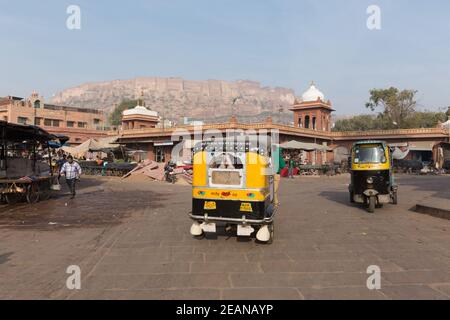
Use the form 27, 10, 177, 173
363, 189, 379, 197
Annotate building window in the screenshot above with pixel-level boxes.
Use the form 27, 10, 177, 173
34, 117, 42, 126
93, 118, 101, 125
75, 138, 82, 142
312, 117, 316, 130
304, 116, 310, 129
78, 122, 86, 128
298, 117, 303, 128
44, 119, 61, 127
67, 121, 75, 128
34, 100, 41, 109
17, 117, 28, 125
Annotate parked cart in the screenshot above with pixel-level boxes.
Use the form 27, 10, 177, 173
0, 121, 68, 204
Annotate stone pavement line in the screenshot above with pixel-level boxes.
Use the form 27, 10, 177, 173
53, 222, 134, 300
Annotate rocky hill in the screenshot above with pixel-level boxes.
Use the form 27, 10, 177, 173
51, 77, 298, 124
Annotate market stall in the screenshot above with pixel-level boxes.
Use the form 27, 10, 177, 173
0, 121, 68, 204
280, 140, 334, 176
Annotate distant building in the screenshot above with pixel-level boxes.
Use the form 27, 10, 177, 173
122, 103, 160, 129
116, 82, 450, 164
0, 92, 107, 145
290, 82, 334, 131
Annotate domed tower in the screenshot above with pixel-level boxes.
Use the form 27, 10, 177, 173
290, 82, 335, 131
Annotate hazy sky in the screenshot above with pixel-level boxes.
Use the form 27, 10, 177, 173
1, 0, 449, 114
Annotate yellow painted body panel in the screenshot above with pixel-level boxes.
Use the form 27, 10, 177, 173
193, 152, 207, 186
193, 188, 268, 202
245, 152, 270, 189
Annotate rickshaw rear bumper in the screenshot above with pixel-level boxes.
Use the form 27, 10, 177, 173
189, 213, 274, 225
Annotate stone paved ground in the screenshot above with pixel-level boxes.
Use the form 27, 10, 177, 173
0, 174, 449, 300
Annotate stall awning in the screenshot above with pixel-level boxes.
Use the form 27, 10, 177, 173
280, 140, 331, 151
154, 141, 174, 147
408, 141, 436, 151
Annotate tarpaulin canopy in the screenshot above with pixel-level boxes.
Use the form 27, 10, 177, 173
61, 136, 120, 157
408, 141, 436, 152
280, 140, 331, 151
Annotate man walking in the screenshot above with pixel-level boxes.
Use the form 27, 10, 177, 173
60, 155, 82, 199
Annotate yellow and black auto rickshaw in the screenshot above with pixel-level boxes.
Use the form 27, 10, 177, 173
189, 137, 277, 243
349, 140, 398, 213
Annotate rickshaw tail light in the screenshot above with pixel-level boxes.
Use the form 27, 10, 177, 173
247, 193, 255, 198
221, 192, 231, 197
198, 191, 206, 196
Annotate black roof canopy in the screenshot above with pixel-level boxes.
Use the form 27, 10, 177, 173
0, 120, 60, 143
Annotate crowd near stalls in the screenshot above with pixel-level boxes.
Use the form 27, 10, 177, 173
279, 140, 338, 177
56, 136, 139, 177
0, 121, 68, 204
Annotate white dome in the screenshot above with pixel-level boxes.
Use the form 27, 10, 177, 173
123, 105, 158, 117
301, 82, 325, 102
442, 120, 450, 129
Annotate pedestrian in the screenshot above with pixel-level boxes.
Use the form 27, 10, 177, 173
288, 155, 295, 179
60, 155, 82, 199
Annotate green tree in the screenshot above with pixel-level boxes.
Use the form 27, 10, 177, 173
333, 111, 446, 132
333, 114, 393, 131
446, 107, 450, 117
366, 87, 417, 128
403, 111, 447, 128
109, 99, 139, 126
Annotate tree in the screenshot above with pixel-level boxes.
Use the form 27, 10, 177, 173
333, 114, 393, 131
446, 107, 450, 117
403, 111, 447, 128
365, 87, 417, 128
109, 99, 139, 126
333, 111, 446, 132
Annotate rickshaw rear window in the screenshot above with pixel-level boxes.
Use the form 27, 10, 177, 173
211, 170, 241, 186
354, 144, 386, 164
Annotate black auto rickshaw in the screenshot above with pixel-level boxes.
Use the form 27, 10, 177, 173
189, 137, 277, 243
349, 140, 398, 213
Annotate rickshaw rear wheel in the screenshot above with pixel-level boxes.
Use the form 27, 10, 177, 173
266, 223, 274, 244
368, 196, 376, 213
392, 191, 398, 205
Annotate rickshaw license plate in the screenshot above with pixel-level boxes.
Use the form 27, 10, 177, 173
204, 201, 217, 210
240, 203, 253, 212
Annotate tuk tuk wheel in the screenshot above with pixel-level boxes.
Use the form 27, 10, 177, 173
349, 191, 355, 203
392, 191, 398, 205
266, 223, 275, 245
26, 183, 40, 204
368, 196, 376, 213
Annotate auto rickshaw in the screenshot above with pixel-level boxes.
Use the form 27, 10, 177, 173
349, 140, 398, 213
189, 137, 277, 243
